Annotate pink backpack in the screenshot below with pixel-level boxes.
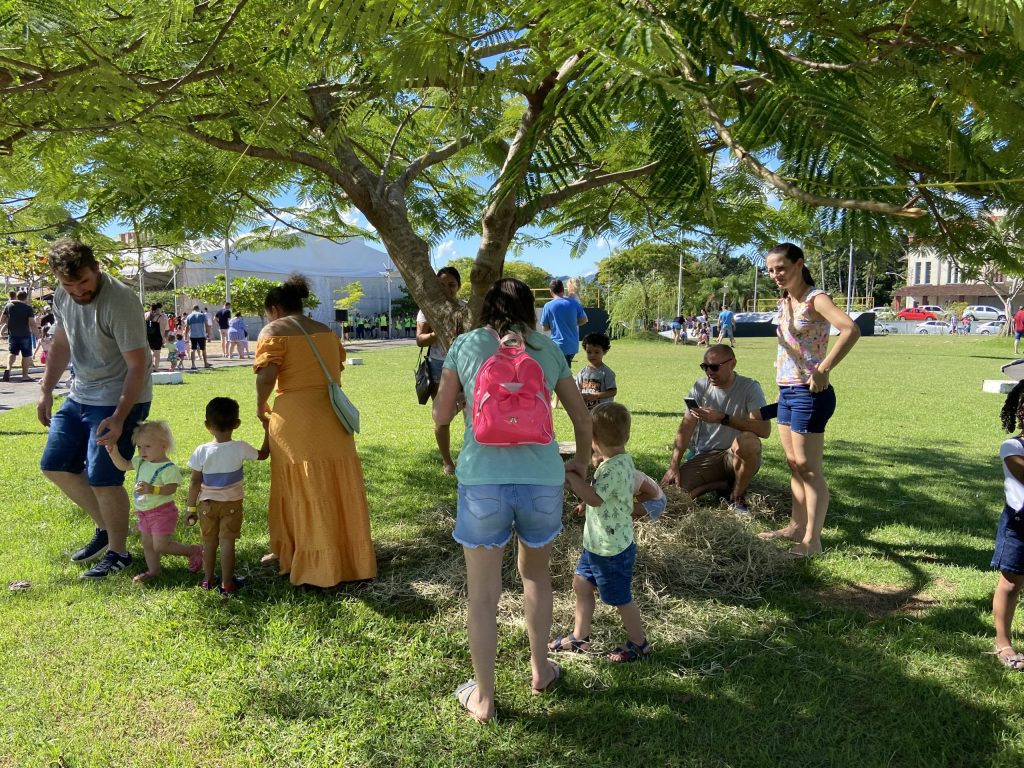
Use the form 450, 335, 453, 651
472, 329, 554, 446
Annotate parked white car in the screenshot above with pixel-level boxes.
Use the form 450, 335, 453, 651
964, 305, 1006, 321
875, 321, 898, 335
974, 320, 1006, 335
916, 320, 948, 335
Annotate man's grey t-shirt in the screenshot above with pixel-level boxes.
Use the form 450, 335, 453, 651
3, 301, 34, 336
687, 374, 767, 454
186, 311, 208, 339
53, 272, 152, 407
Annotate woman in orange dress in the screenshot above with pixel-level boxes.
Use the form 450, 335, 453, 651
254, 275, 376, 587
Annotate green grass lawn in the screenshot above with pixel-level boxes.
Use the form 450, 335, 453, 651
2, 333, 1023, 767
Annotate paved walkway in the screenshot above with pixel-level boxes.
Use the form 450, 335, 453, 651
0, 337, 418, 414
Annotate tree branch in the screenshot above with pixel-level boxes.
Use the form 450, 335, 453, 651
397, 135, 475, 190
515, 162, 660, 227
694, 76, 925, 218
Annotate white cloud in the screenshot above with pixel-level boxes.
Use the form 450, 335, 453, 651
433, 239, 459, 266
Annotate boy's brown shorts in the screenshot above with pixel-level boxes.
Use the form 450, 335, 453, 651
198, 499, 244, 540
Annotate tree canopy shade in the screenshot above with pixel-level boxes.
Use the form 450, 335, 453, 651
1, 0, 1023, 344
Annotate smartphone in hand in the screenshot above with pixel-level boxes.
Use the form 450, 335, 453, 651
684, 397, 699, 411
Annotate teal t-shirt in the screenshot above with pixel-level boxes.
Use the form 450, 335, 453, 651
444, 327, 571, 486
583, 452, 636, 557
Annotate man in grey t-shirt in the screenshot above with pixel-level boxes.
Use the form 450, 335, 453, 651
37, 240, 152, 579
661, 344, 770, 514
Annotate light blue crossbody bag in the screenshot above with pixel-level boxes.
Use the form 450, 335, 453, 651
291, 317, 360, 434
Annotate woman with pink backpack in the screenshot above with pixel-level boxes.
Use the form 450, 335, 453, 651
433, 277, 593, 724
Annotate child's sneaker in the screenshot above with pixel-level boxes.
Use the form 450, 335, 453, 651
218, 576, 246, 596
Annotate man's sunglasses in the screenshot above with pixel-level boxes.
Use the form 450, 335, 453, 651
699, 360, 734, 372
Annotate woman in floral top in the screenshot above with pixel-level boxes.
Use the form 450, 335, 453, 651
760, 243, 860, 556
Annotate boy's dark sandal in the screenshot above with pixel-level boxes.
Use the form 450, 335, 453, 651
199, 575, 220, 590
71, 528, 109, 562
608, 639, 651, 663
80, 550, 132, 579
548, 633, 591, 653
219, 576, 247, 596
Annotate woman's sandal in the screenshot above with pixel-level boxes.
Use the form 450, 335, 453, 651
454, 679, 492, 724
548, 633, 591, 653
608, 639, 652, 663
531, 660, 562, 695
995, 646, 1024, 671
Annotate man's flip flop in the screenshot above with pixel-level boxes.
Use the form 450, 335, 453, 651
454, 679, 491, 724
758, 529, 793, 541
531, 660, 561, 695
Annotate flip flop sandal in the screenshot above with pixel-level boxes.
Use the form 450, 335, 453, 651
758, 529, 796, 541
548, 633, 591, 653
132, 571, 160, 583
454, 679, 491, 724
531, 661, 562, 695
995, 646, 1024, 671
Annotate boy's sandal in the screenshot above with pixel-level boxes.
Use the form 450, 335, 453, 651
199, 575, 220, 590
132, 571, 159, 583
608, 639, 652, 663
548, 633, 591, 653
995, 646, 1024, 671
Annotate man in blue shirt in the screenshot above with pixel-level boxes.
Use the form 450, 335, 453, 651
185, 305, 213, 369
717, 305, 735, 347
540, 278, 588, 367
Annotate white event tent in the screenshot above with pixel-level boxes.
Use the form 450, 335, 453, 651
175, 234, 405, 323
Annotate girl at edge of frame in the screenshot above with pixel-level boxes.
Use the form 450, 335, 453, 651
759, 242, 860, 557
992, 382, 1024, 671
432, 277, 593, 724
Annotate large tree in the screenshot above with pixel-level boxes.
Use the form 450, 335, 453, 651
1, 0, 1022, 345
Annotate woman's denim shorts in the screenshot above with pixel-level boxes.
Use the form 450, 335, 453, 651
778, 384, 836, 434
455, 483, 564, 549
993, 504, 1024, 575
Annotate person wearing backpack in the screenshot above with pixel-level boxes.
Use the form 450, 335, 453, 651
433, 277, 593, 724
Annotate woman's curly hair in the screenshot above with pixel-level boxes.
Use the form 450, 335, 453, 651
1001, 380, 1024, 433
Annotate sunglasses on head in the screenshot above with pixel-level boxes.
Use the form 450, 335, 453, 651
700, 360, 733, 372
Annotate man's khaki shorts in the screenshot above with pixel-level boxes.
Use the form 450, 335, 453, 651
678, 448, 734, 492
199, 499, 244, 540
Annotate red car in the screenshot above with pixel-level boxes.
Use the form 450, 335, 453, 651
897, 307, 938, 321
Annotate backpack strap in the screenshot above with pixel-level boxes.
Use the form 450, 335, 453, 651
146, 462, 175, 486
290, 316, 335, 386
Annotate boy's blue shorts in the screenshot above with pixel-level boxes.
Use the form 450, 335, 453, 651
575, 542, 637, 606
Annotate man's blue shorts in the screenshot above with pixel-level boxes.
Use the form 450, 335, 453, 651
575, 542, 637, 606
455, 483, 563, 549
777, 384, 836, 435
8, 334, 32, 357
1016, 330, 1023, 342
40, 399, 150, 487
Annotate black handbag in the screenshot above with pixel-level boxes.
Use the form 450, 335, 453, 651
415, 347, 433, 405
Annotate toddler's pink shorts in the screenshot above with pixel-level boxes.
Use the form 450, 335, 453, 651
137, 501, 180, 537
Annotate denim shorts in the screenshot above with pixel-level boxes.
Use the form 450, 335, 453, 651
575, 542, 637, 606
40, 399, 151, 487
427, 356, 444, 384
641, 496, 667, 522
454, 483, 563, 549
777, 385, 836, 434
993, 504, 1024, 575
8, 334, 32, 357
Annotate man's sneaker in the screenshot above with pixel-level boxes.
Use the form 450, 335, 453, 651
80, 551, 133, 579
70, 528, 108, 562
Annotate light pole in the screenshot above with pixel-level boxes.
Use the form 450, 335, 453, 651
379, 262, 396, 339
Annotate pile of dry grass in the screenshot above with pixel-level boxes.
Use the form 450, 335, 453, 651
366, 489, 791, 653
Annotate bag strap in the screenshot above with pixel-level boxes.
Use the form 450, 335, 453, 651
146, 461, 175, 485
289, 316, 335, 386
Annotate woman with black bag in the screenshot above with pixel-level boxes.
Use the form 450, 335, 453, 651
416, 266, 464, 475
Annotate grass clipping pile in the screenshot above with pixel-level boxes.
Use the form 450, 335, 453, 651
372, 489, 791, 647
